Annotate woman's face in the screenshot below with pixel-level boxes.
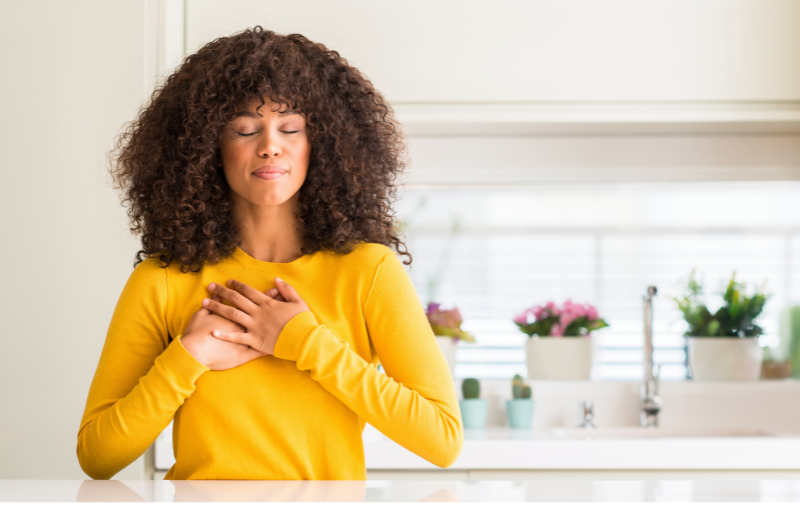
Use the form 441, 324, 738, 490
219, 97, 310, 210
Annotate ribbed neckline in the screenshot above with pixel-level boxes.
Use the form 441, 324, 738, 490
231, 246, 317, 273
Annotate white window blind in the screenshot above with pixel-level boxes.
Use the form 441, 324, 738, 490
397, 181, 800, 381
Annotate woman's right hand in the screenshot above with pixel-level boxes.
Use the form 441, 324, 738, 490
180, 289, 284, 370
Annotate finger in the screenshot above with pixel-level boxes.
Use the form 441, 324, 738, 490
208, 282, 258, 314
212, 329, 255, 348
274, 277, 301, 302
227, 279, 269, 305
200, 295, 222, 315
264, 288, 287, 302
203, 297, 250, 326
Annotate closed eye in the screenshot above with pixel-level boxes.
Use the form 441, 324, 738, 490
236, 132, 257, 137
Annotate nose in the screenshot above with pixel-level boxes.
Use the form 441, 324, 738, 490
257, 130, 281, 158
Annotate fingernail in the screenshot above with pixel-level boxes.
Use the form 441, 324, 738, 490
276, 277, 284, 283
202, 298, 209, 306
213, 330, 220, 337
209, 282, 216, 290
227, 279, 233, 287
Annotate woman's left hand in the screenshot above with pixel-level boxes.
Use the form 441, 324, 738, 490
202, 277, 309, 356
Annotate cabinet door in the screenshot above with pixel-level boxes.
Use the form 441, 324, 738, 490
186, 0, 800, 103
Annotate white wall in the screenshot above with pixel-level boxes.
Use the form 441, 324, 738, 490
0, 0, 153, 479
186, 0, 800, 103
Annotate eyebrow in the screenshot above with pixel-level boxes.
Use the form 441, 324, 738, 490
232, 110, 302, 118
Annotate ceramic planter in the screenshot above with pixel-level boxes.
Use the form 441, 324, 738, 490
525, 336, 593, 380
458, 399, 488, 429
435, 336, 458, 376
506, 399, 535, 428
687, 336, 763, 381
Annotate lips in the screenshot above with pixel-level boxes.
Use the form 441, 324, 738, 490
252, 165, 287, 180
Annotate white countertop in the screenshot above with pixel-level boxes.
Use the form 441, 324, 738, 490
363, 424, 800, 470
3, 479, 800, 502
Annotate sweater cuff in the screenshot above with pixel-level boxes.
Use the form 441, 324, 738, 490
158, 335, 210, 378
273, 311, 319, 362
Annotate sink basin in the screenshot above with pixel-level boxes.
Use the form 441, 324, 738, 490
551, 426, 775, 439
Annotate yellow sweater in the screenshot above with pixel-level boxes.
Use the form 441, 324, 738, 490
77, 242, 463, 480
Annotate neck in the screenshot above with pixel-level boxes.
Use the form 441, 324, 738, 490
232, 193, 304, 263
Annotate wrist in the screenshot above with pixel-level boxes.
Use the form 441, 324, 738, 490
180, 334, 211, 368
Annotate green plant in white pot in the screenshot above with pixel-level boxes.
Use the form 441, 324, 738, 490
458, 378, 488, 429
506, 374, 534, 428
513, 300, 609, 380
674, 271, 770, 381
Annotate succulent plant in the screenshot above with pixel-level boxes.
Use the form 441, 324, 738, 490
462, 378, 480, 399
511, 374, 532, 399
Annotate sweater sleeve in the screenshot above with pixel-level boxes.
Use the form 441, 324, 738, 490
273, 251, 464, 468
77, 258, 209, 480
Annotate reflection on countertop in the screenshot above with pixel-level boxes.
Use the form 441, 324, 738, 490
2, 479, 800, 502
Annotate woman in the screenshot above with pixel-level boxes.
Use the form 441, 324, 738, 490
77, 26, 463, 480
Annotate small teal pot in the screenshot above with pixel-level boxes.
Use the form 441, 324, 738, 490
459, 399, 488, 429
506, 399, 535, 428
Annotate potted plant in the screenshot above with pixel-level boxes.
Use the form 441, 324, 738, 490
513, 300, 609, 380
458, 378, 488, 429
426, 303, 475, 377
506, 374, 534, 428
674, 271, 770, 381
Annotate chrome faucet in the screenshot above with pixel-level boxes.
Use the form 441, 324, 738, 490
641, 286, 661, 427
579, 401, 595, 429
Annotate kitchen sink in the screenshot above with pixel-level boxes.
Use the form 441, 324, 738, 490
551, 426, 776, 439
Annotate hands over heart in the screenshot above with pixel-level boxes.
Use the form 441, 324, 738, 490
202, 277, 310, 356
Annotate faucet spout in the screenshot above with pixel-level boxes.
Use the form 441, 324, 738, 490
641, 286, 662, 427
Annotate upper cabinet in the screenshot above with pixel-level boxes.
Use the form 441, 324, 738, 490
185, 0, 800, 133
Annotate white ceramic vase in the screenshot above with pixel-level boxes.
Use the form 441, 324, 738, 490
435, 336, 458, 376
687, 337, 763, 380
525, 336, 593, 380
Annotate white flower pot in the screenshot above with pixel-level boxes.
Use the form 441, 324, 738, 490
688, 337, 763, 381
435, 336, 458, 376
525, 336, 593, 380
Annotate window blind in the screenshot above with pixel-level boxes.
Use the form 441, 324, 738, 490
398, 181, 799, 380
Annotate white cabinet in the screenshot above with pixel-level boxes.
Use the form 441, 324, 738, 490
185, 0, 800, 104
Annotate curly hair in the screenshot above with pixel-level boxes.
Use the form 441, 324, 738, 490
110, 26, 411, 273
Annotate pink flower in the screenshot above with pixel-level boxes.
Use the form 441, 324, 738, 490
545, 301, 561, 317
513, 310, 529, 325
550, 323, 564, 337
586, 305, 599, 321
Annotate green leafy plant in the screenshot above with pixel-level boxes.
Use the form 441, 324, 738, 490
673, 270, 770, 337
462, 378, 480, 399
511, 374, 532, 399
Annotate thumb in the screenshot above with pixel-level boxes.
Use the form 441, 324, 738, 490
274, 277, 300, 302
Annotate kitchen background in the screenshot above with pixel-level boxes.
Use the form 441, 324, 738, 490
1, 0, 800, 480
